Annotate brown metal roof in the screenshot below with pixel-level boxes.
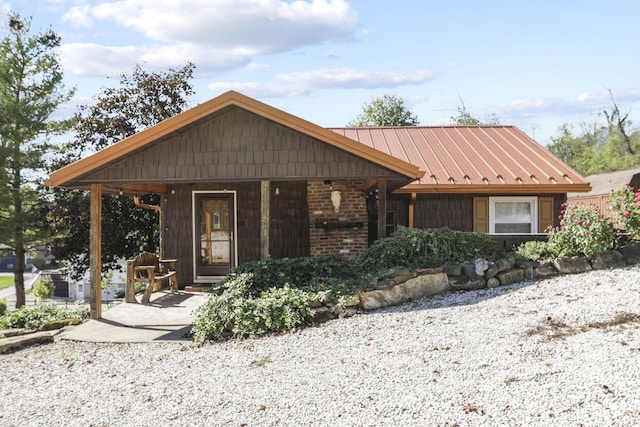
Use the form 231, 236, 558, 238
330, 126, 591, 194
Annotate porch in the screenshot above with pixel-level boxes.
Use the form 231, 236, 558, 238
59, 289, 211, 342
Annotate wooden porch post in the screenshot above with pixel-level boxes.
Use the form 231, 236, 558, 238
260, 180, 270, 259
89, 184, 103, 319
409, 192, 416, 228
377, 179, 387, 240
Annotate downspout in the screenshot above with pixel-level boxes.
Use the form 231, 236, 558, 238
133, 195, 163, 259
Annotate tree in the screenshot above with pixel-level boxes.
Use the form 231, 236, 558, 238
0, 13, 74, 308
349, 94, 419, 126
548, 115, 640, 177
449, 96, 501, 125
603, 89, 634, 156
44, 64, 195, 280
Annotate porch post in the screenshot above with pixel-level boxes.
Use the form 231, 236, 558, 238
409, 192, 416, 228
377, 179, 387, 240
260, 180, 270, 259
89, 184, 103, 319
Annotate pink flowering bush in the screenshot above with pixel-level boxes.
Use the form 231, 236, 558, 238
548, 202, 616, 259
610, 185, 640, 240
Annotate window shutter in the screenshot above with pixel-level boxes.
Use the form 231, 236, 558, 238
538, 197, 554, 233
473, 197, 489, 233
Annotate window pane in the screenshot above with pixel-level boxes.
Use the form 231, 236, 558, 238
495, 202, 531, 223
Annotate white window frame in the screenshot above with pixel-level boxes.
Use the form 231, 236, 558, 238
489, 196, 538, 234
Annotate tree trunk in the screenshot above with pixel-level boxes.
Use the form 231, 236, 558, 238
14, 246, 26, 308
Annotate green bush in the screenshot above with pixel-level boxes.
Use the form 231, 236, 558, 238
33, 276, 55, 300
356, 226, 500, 272
191, 273, 316, 342
0, 303, 89, 329
228, 256, 370, 296
548, 203, 616, 259
515, 240, 558, 261
0, 300, 7, 316
610, 185, 640, 240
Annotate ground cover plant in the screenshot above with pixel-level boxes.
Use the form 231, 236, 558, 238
0, 303, 89, 329
191, 273, 316, 342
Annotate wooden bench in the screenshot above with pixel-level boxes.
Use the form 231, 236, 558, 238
125, 252, 178, 303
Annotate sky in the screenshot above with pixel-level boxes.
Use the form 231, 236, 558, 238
2, 0, 639, 146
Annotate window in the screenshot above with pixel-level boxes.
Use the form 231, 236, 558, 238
489, 197, 537, 233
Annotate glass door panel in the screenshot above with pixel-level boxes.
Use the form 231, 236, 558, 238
195, 194, 235, 277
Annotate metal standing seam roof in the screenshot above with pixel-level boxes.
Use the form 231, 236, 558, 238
329, 125, 591, 194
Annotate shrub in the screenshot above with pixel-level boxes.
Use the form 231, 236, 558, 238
0, 303, 89, 329
356, 226, 500, 272
515, 240, 558, 262
227, 256, 369, 296
548, 203, 616, 259
610, 185, 640, 240
0, 300, 7, 316
191, 273, 316, 342
33, 276, 55, 300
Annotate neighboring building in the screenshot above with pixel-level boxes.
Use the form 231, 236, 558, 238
567, 168, 640, 224
46, 91, 590, 289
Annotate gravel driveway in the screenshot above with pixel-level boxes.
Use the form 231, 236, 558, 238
1, 267, 639, 426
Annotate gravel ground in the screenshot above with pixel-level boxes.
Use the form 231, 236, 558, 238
1, 267, 640, 427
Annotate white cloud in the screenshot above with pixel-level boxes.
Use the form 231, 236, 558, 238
205, 68, 435, 99
277, 68, 435, 89
60, 42, 252, 76
62, 3, 94, 28
483, 88, 640, 120
208, 81, 307, 98
66, 0, 358, 53
58, 0, 359, 77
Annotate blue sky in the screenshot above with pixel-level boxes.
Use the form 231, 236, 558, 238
3, 0, 639, 146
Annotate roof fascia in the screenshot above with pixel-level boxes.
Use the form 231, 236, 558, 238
394, 183, 592, 194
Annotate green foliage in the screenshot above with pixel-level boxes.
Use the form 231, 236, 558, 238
0, 302, 89, 329
33, 276, 55, 300
0, 13, 75, 307
349, 93, 419, 126
515, 240, 558, 262
356, 226, 500, 272
548, 115, 640, 177
191, 274, 315, 342
547, 203, 616, 259
0, 300, 7, 316
449, 97, 501, 125
610, 185, 640, 240
229, 256, 370, 296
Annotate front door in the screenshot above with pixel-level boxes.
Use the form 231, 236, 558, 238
194, 192, 236, 279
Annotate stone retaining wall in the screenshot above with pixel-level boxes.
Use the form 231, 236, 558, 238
311, 242, 640, 319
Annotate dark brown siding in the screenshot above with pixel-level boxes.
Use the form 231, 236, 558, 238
79, 107, 403, 185
269, 181, 310, 258
414, 194, 474, 231
387, 194, 410, 228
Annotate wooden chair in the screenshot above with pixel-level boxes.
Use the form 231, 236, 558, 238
125, 252, 178, 303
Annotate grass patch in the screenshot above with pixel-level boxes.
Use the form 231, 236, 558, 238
0, 276, 14, 290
